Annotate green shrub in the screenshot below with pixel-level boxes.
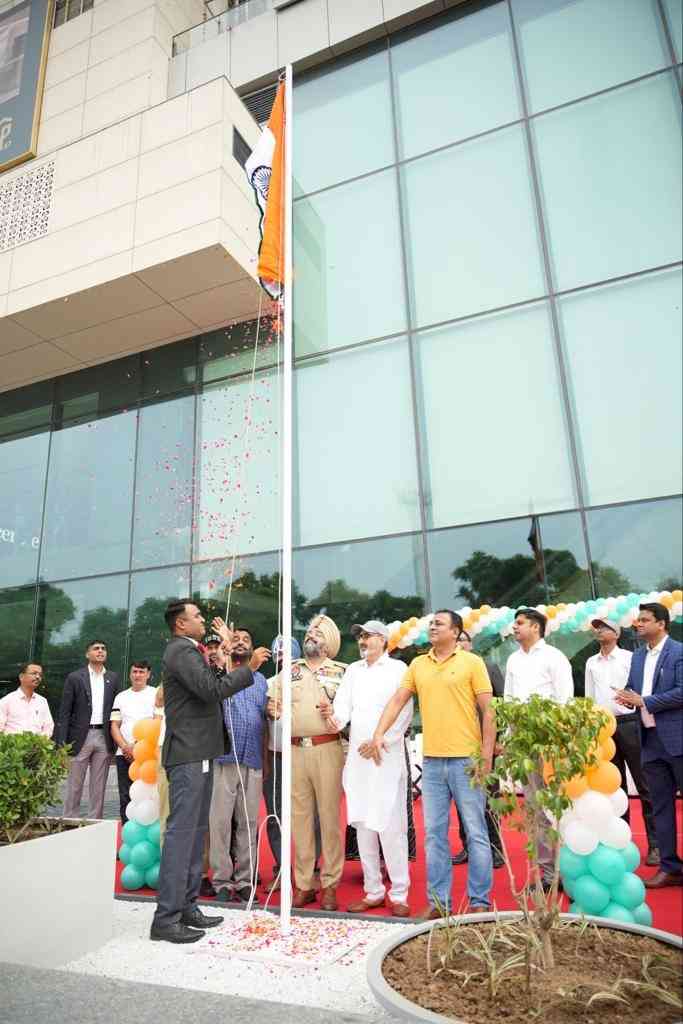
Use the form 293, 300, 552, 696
0, 733, 70, 844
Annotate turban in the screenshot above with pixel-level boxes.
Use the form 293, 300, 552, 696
308, 614, 341, 659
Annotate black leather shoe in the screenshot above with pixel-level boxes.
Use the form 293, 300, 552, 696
492, 853, 505, 869
182, 908, 224, 929
232, 886, 259, 905
214, 887, 234, 903
451, 849, 468, 865
150, 922, 205, 943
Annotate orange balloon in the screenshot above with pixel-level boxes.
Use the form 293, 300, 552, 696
600, 737, 616, 761
671, 589, 682, 603
133, 740, 156, 763
133, 718, 160, 744
586, 759, 621, 794
660, 593, 674, 609
598, 712, 617, 744
399, 623, 410, 636
563, 773, 589, 800
470, 610, 481, 622
546, 606, 557, 618
128, 760, 141, 782
140, 759, 158, 785
388, 632, 399, 649
408, 617, 418, 628
480, 605, 491, 614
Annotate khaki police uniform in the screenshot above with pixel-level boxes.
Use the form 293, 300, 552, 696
269, 657, 346, 892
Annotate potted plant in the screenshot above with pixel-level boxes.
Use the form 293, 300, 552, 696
367, 697, 682, 1023
0, 733, 118, 968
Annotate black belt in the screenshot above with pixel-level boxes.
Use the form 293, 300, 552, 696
615, 712, 639, 723
89, 724, 104, 729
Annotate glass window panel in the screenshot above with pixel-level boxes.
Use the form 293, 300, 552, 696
0, 430, 50, 588
513, 0, 670, 113
0, 382, 52, 438
293, 47, 394, 196
128, 566, 191, 680
0, 587, 35, 693
40, 411, 137, 581
294, 339, 421, 546
293, 171, 406, 356
55, 358, 139, 423
392, 3, 520, 160
132, 395, 195, 570
194, 370, 280, 562
34, 575, 129, 713
294, 534, 427, 664
533, 75, 682, 291
402, 126, 545, 327
199, 317, 278, 384
560, 269, 683, 506
417, 304, 576, 529
587, 498, 683, 596
142, 338, 196, 398
192, 552, 281, 651
663, 0, 682, 60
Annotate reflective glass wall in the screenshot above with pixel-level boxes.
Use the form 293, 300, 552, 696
1, 0, 681, 709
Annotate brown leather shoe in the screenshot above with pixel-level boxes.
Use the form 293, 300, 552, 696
645, 846, 661, 867
388, 901, 411, 918
468, 905, 490, 914
319, 886, 338, 911
644, 869, 683, 889
418, 905, 442, 921
292, 888, 316, 908
347, 896, 385, 913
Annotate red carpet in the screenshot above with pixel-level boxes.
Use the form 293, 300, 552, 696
115, 797, 683, 936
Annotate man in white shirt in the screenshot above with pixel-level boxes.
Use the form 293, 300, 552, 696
0, 663, 53, 737
110, 660, 157, 824
322, 621, 413, 917
504, 608, 573, 888
585, 619, 658, 864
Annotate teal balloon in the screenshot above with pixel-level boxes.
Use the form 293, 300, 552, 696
627, 593, 639, 606
631, 902, 653, 928
588, 844, 626, 886
130, 840, 157, 870
121, 864, 145, 890
560, 847, 590, 881
616, 600, 629, 615
620, 841, 641, 872
122, 820, 147, 846
568, 902, 585, 915
601, 902, 635, 925
118, 843, 132, 865
609, 872, 645, 910
146, 820, 161, 846
574, 875, 611, 914
562, 875, 576, 899
145, 863, 160, 889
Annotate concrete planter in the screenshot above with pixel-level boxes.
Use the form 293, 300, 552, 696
0, 818, 117, 968
367, 911, 683, 1023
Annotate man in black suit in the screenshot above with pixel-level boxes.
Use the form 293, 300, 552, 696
151, 601, 254, 944
57, 640, 119, 819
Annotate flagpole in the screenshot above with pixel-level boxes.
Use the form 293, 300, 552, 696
279, 62, 294, 936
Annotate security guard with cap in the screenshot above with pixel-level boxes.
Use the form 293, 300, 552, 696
267, 614, 346, 910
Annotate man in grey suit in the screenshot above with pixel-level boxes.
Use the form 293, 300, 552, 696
57, 641, 120, 819
150, 601, 254, 944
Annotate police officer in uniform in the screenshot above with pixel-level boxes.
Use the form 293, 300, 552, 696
268, 614, 346, 910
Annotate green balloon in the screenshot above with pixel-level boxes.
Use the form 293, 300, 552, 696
121, 864, 145, 890
146, 820, 161, 846
118, 843, 132, 865
588, 844, 626, 886
610, 872, 645, 910
560, 847, 590, 881
130, 840, 157, 870
122, 820, 147, 846
620, 841, 640, 872
574, 875, 611, 914
562, 875, 576, 899
145, 863, 160, 889
600, 902, 635, 925
631, 902, 653, 928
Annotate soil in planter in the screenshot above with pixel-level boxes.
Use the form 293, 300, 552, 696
0, 818, 91, 846
382, 922, 683, 1024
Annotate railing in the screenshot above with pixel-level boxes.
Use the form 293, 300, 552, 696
172, 0, 272, 56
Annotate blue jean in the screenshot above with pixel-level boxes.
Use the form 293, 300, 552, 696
422, 756, 492, 909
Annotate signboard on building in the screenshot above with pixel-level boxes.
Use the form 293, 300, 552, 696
0, 0, 52, 173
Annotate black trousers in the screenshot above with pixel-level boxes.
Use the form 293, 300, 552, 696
116, 756, 132, 825
612, 714, 657, 846
642, 729, 683, 875
153, 761, 214, 928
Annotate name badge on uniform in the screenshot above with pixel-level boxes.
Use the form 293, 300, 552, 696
202, 760, 209, 773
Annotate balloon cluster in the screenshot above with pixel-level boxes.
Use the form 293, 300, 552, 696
557, 712, 652, 927
386, 589, 682, 648
118, 718, 162, 890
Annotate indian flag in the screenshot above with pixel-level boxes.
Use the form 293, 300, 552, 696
245, 81, 285, 300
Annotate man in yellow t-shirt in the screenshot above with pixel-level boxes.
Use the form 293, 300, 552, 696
363, 609, 495, 917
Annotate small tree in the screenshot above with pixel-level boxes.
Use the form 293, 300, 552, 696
0, 733, 71, 844
482, 695, 608, 971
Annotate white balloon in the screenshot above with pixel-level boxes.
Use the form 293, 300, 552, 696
559, 809, 580, 840
564, 820, 599, 857
130, 780, 157, 803
125, 801, 137, 821
133, 798, 159, 826
598, 815, 631, 849
609, 788, 629, 817
573, 790, 614, 829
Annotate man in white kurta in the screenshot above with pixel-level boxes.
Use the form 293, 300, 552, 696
323, 620, 413, 916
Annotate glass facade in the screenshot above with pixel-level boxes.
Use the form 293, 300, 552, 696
1, 0, 681, 710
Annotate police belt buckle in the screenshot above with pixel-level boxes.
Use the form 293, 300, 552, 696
298, 737, 313, 748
